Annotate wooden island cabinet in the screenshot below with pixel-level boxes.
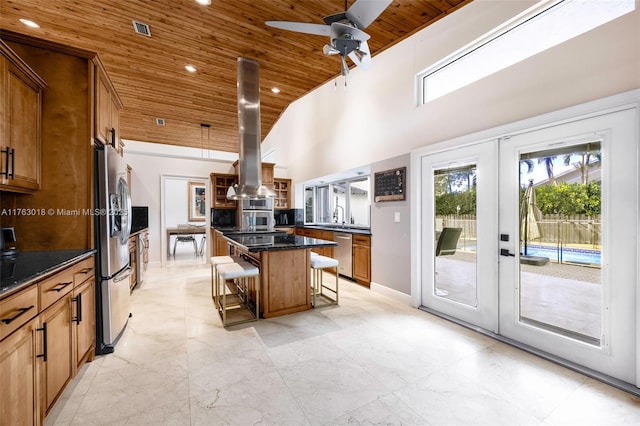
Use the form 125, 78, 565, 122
224, 234, 335, 318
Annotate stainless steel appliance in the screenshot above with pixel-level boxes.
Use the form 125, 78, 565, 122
242, 197, 273, 211
94, 143, 132, 354
241, 210, 275, 231
334, 232, 353, 278
226, 58, 276, 200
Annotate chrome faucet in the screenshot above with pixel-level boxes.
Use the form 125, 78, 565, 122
333, 197, 345, 226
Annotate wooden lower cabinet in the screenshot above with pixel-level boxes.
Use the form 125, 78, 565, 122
295, 228, 334, 258
352, 234, 371, 287
72, 278, 95, 371
38, 295, 73, 419
213, 229, 229, 256
0, 255, 95, 425
0, 317, 39, 426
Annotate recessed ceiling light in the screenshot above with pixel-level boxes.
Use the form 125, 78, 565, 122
271, 87, 281, 94
185, 64, 197, 73
195, 0, 212, 5
19, 19, 40, 28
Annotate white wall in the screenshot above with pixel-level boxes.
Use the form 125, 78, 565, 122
124, 143, 236, 265
262, 0, 640, 295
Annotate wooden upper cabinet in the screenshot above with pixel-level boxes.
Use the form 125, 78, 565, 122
232, 161, 275, 187
261, 162, 274, 186
0, 41, 46, 193
211, 173, 237, 209
94, 61, 122, 151
274, 178, 291, 210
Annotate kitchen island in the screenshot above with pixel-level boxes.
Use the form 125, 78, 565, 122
223, 233, 336, 318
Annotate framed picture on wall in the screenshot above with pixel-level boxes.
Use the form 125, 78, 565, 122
188, 181, 206, 221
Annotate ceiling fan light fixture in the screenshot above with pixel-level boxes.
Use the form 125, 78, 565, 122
323, 44, 340, 56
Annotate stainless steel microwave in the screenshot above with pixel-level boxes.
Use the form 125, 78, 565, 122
242, 198, 273, 211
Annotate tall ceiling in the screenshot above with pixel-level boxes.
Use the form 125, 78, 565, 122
0, 0, 472, 153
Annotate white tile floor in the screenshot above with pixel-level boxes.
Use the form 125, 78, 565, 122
45, 254, 640, 425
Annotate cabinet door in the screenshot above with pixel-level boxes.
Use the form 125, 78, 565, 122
110, 97, 120, 149
95, 71, 111, 144
261, 163, 274, 186
1, 61, 42, 192
73, 278, 95, 371
38, 295, 73, 418
215, 230, 229, 256
0, 318, 39, 426
352, 235, 371, 286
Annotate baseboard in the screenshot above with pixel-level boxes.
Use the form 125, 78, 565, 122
370, 281, 412, 305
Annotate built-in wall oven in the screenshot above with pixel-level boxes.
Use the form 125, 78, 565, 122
240, 197, 274, 231
241, 210, 274, 231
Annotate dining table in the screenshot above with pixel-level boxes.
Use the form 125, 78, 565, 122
166, 225, 206, 256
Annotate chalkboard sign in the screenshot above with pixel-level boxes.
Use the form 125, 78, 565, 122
374, 167, 406, 202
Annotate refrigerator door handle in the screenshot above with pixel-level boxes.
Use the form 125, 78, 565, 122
113, 267, 132, 283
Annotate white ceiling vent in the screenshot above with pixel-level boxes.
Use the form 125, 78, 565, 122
155, 118, 165, 126
132, 20, 151, 36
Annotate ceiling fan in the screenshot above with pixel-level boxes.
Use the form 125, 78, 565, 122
266, 0, 393, 76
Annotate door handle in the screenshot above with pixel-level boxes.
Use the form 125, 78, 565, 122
500, 249, 516, 257
37, 322, 47, 362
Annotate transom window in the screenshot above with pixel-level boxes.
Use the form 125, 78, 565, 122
417, 0, 635, 105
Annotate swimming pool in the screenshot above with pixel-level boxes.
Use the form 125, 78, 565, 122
523, 245, 601, 265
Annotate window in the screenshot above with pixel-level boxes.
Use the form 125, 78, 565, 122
417, 0, 635, 104
304, 186, 314, 224
309, 176, 371, 228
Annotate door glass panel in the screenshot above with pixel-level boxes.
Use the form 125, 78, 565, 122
349, 177, 370, 227
433, 164, 478, 306
518, 142, 602, 345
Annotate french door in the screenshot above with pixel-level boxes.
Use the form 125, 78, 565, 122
420, 107, 638, 385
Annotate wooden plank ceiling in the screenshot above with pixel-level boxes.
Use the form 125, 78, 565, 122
0, 0, 472, 153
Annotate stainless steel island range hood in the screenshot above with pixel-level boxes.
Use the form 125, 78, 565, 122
227, 57, 275, 200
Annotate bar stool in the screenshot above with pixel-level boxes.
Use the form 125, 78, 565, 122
210, 255, 241, 304
216, 259, 260, 327
310, 254, 339, 308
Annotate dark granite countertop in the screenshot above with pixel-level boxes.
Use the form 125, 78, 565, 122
1, 249, 96, 298
212, 227, 287, 236
297, 225, 372, 235
224, 234, 336, 253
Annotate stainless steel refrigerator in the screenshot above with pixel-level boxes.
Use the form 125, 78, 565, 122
94, 143, 132, 354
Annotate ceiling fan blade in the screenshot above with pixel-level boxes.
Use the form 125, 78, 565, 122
348, 40, 372, 70
323, 12, 347, 25
330, 22, 370, 41
265, 21, 331, 36
346, 0, 393, 29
